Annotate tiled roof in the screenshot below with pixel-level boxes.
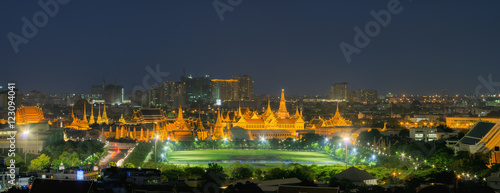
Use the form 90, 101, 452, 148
459, 121, 496, 145
333, 167, 377, 182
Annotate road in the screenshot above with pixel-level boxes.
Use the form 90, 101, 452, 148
100, 149, 127, 166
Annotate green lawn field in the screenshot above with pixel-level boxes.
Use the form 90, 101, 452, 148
167, 149, 343, 166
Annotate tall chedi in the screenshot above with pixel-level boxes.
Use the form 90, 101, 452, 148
175, 105, 187, 129
213, 109, 224, 140
102, 103, 109, 124
89, 104, 95, 124
83, 103, 88, 122
96, 104, 103, 124
276, 89, 290, 119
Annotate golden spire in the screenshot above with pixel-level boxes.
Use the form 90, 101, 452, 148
238, 104, 243, 117
264, 98, 273, 116
71, 107, 75, 119
97, 104, 103, 124
178, 105, 183, 120
118, 114, 126, 124
217, 108, 221, 122
89, 104, 95, 124
336, 100, 340, 114
276, 89, 290, 119
198, 106, 205, 131
295, 105, 299, 116
102, 103, 108, 124
83, 103, 88, 122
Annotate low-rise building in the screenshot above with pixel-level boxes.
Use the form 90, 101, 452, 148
487, 172, 500, 192
446, 117, 500, 129
409, 127, 438, 142
38, 169, 99, 181
333, 167, 377, 186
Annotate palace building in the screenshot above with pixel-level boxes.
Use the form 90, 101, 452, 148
100, 107, 202, 142
68, 103, 110, 130
16, 106, 47, 125
446, 117, 500, 129
305, 102, 354, 137
212, 89, 305, 140
454, 121, 500, 165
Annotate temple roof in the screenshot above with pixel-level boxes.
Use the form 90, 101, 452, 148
333, 167, 377, 182
458, 121, 496, 145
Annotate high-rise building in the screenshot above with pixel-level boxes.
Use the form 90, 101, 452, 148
330, 82, 348, 101
149, 85, 166, 107
131, 90, 149, 108
91, 85, 104, 96
234, 75, 254, 101
181, 74, 211, 103
104, 84, 124, 105
91, 84, 123, 105
211, 79, 239, 101
347, 89, 378, 103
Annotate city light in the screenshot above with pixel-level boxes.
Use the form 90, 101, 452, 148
6, 3, 495, 190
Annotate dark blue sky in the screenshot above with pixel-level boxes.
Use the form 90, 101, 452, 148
1, 1, 499, 96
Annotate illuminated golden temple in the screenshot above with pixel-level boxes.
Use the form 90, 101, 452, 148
16, 106, 46, 125
68, 103, 110, 130
212, 89, 305, 140
101, 106, 200, 142
306, 101, 353, 136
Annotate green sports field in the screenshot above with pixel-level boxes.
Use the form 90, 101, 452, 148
167, 149, 343, 166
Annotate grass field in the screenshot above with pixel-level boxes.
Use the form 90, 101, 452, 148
167, 149, 342, 167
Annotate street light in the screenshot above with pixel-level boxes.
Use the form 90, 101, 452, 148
343, 137, 349, 169
155, 135, 159, 169
24, 130, 29, 164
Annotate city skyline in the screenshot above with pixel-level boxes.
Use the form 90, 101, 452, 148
1, 1, 500, 95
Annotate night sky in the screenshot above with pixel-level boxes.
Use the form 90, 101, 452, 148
1, 1, 499, 96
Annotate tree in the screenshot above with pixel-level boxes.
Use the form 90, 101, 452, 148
225, 181, 264, 193
185, 166, 205, 178
202, 163, 227, 189
123, 163, 135, 168
29, 154, 50, 171
266, 167, 288, 180
289, 164, 315, 182
228, 164, 254, 180
398, 129, 409, 138
58, 151, 81, 168
109, 162, 116, 167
